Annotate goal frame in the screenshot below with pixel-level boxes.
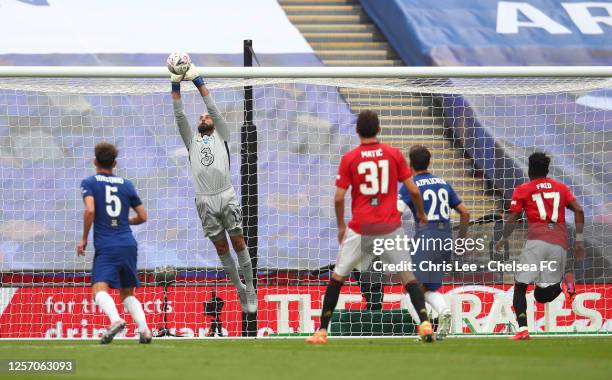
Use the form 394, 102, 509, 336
0, 66, 610, 78
0, 66, 610, 338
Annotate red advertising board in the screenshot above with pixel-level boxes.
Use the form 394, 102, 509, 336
0, 284, 609, 338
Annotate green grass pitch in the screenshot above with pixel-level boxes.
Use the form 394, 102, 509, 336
0, 337, 610, 380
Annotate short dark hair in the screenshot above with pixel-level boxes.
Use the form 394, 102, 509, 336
356, 110, 380, 138
409, 145, 431, 171
95, 142, 118, 169
528, 151, 550, 178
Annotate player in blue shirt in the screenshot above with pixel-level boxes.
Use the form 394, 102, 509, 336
398, 145, 470, 340
77, 142, 152, 344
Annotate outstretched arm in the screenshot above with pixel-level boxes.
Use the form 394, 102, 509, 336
196, 83, 231, 142
171, 82, 194, 148
181, 64, 231, 141
172, 63, 230, 142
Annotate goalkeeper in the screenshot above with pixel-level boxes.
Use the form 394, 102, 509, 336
170, 64, 257, 313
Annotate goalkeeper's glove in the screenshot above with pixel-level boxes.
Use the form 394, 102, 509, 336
170, 64, 205, 92
184, 64, 205, 88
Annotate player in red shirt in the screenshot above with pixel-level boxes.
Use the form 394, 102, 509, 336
496, 152, 585, 340
307, 110, 434, 344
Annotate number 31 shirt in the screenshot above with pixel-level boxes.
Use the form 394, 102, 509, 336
80, 173, 142, 252
336, 142, 411, 235
509, 177, 576, 249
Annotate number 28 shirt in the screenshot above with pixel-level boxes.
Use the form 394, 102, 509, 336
335, 142, 412, 235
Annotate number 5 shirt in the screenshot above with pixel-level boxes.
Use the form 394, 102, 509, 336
80, 173, 142, 251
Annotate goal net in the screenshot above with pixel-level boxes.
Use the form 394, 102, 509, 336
0, 72, 610, 338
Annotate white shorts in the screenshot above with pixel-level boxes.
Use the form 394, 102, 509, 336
195, 187, 243, 240
514, 240, 567, 287
334, 227, 411, 277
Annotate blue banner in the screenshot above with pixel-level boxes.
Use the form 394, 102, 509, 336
360, 0, 612, 66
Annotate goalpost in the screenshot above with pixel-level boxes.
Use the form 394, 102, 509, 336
0, 66, 610, 338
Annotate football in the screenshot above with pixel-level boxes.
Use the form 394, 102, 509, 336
167, 52, 191, 75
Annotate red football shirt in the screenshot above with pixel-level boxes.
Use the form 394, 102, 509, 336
509, 177, 576, 249
336, 142, 411, 235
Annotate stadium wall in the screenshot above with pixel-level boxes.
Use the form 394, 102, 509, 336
1, 285, 610, 338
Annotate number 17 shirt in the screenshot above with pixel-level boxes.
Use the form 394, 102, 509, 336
509, 177, 576, 249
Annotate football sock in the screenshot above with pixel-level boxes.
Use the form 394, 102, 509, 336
236, 248, 255, 292
319, 278, 343, 330
123, 296, 149, 333
95, 291, 120, 324
534, 283, 562, 303
513, 282, 529, 328
219, 253, 244, 290
425, 291, 449, 315
406, 283, 429, 322
404, 297, 422, 323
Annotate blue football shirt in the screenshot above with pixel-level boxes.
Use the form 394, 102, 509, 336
399, 172, 461, 227
80, 173, 142, 251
